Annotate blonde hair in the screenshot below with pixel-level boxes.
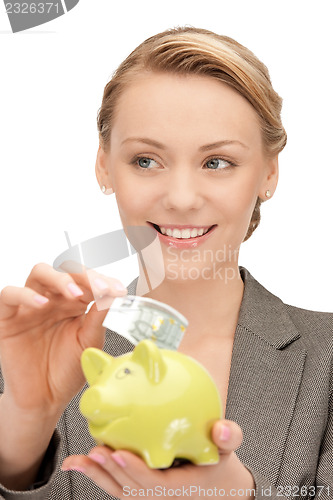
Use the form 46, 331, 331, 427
97, 26, 287, 241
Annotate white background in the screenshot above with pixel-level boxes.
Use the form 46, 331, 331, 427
0, 0, 332, 311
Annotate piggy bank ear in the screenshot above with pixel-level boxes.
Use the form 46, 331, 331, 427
131, 340, 167, 384
81, 348, 113, 386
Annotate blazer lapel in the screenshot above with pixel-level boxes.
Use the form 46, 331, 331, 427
225, 267, 307, 482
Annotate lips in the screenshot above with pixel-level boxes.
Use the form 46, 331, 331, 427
150, 223, 214, 235
147, 221, 217, 249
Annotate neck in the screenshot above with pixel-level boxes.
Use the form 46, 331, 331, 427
136, 262, 244, 343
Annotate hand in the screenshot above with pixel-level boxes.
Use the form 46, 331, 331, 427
0, 262, 128, 419
62, 419, 256, 499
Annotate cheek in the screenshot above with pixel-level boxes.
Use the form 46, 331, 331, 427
233, 189, 257, 220
115, 184, 151, 222
112, 169, 161, 221
214, 180, 257, 221
212, 176, 259, 245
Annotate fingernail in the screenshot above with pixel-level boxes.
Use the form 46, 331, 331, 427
111, 453, 126, 467
88, 452, 106, 465
94, 278, 109, 291
220, 425, 231, 441
61, 465, 86, 473
67, 282, 84, 297
33, 294, 49, 305
113, 282, 127, 294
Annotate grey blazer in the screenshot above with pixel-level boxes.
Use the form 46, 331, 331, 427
0, 267, 332, 499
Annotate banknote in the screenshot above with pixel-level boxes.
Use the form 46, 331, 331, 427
103, 295, 188, 351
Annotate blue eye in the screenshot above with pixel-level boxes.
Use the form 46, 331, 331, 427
205, 158, 231, 170
137, 157, 156, 169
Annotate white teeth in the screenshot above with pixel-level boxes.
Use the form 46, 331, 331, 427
158, 226, 212, 239
181, 229, 191, 239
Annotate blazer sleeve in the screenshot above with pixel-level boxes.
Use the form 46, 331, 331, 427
0, 429, 62, 499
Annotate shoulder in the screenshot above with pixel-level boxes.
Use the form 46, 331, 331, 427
283, 304, 333, 370
284, 302, 333, 345
239, 266, 333, 351
283, 304, 333, 406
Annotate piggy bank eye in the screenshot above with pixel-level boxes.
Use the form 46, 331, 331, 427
116, 367, 132, 379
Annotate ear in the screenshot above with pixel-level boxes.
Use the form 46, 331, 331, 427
131, 340, 167, 384
95, 145, 114, 194
260, 155, 279, 200
81, 347, 113, 386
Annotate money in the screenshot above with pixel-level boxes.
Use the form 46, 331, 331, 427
103, 295, 188, 350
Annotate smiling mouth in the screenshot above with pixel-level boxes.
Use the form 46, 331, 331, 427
149, 223, 217, 239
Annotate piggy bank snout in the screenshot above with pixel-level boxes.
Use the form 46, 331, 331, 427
80, 387, 108, 422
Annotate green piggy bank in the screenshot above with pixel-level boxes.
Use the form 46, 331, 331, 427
80, 339, 222, 468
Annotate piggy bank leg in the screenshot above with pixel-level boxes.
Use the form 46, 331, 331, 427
190, 438, 220, 465
141, 448, 176, 469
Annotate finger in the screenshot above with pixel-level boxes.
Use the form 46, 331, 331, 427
84, 446, 164, 490
26, 263, 127, 305
75, 272, 128, 317
211, 419, 243, 454
27, 263, 128, 310
88, 447, 142, 490
57, 261, 128, 304
26, 263, 88, 301
84, 268, 128, 312
0, 285, 50, 320
104, 449, 196, 490
61, 455, 124, 497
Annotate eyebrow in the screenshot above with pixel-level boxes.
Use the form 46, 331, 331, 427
121, 137, 249, 150
199, 140, 249, 151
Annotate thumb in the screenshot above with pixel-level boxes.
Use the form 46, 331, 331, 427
79, 285, 127, 349
80, 301, 109, 349
211, 419, 243, 454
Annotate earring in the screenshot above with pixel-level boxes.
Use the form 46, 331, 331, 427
265, 190, 271, 199
101, 185, 114, 195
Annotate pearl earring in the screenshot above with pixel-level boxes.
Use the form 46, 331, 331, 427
265, 190, 271, 198
101, 185, 114, 195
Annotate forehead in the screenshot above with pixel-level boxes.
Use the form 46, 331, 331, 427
111, 72, 262, 147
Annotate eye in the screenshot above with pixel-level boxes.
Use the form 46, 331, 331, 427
137, 157, 158, 169
205, 158, 232, 170
115, 367, 132, 379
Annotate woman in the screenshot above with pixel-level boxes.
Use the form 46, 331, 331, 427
0, 27, 332, 499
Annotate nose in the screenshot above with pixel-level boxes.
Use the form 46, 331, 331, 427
162, 165, 204, 212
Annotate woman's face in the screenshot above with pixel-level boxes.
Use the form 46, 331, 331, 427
96, 72, 278, 280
